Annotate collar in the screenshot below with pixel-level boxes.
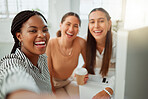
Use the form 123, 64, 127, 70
15, 48, 47, 69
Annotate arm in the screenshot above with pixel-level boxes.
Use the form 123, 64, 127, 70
7, 90, 42, 99
7, 90, 67, 99
46, 40, 55, 93
92, 87, 113, 99
92, 76, 115, 99
79, 38, 88, 83
79, 38, 87, 68
0, 62, 40, 99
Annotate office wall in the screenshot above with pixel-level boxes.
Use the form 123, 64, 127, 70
0, 19, 14, 58
0, 0, 126, 42
0, 19, 13, 42
0, 0, 80, 42
48, 0, 81, 38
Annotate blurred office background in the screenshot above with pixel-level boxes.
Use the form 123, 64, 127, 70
0, 1, 148, 99
0, 0, 148, 59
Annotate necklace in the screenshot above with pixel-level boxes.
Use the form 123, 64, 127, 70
68, 48, 73, 56
58, 41, 73, 56
60, 46, 73, 56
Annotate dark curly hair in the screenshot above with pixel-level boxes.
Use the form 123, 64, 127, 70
11, 10, 47, 53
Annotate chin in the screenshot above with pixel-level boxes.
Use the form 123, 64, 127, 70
37, 50, 46, 55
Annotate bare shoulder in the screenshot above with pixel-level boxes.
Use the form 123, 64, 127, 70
75, 36, 86, 47
47, 37, 58, 46
46, 38, 58, 54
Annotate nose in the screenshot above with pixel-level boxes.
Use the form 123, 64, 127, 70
69, 25, 74, 32
95, 21, 100, 28
38, 31, 46, 37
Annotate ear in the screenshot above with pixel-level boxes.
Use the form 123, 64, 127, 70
60, 23, 62, 30
107, 20, 112, 31
16, 32, 22, 42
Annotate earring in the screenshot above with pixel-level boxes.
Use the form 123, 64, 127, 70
18, 42, 21, 46
19, 41, 23, 47
21, 42, 23, 46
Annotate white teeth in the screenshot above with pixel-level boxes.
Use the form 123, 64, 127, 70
95, 31, 101, 33
66, 32, 73, 36
35, 41, 45, 45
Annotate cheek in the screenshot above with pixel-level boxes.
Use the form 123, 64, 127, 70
23, 34, 35, 42
21, 34, 28, 42
88, 24, 93, 30
89, 26, 93, 34
104, 22, 110, 30
74, 28, 79, 33
60, 25, 64, 31
46, 33, 50, 40
107, 24, 111, 31
61, 26, 68, 33
101, 23, 106, 28
25, 37, 33, 42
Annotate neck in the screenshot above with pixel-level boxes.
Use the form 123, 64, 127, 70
28, 55, 39, 66
96, 38, 106, 54
21, 49, 39, 66
59, 37, 73, 48
58, 37, 74, 56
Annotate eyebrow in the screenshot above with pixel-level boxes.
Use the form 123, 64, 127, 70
28, 26, 37, 29
89, 18, 105, 21
66, 22, 71, 24
43, 26, 48, 28
28, 25, 48, 29
66, 22, 79, 26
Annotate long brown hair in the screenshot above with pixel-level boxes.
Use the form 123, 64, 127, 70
86, 8, 112, 77
56, 12, 81, 37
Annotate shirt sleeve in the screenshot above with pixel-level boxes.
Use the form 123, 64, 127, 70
0, 59, 40, 99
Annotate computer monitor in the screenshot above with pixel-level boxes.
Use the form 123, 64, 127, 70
115, 26, 148, 99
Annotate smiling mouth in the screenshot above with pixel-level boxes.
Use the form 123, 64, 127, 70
66, 32, 74, 36
34, 41, 46, 47
94, 30, 103, 33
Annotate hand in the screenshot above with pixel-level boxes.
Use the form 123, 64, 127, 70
74, 73, 88, 84
92, 90, 111, 99
84, 74, 88, 84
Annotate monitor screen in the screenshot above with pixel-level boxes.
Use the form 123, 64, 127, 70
115, 26, 148, 99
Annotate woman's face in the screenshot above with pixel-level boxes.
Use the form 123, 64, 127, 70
60, 16, 79, 41
16, 15, 50, 57
88, 10, 111, 41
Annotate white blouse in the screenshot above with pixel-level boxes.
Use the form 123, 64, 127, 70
94, 32, 117, 90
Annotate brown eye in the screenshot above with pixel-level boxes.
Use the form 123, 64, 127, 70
43, 29, 48, 32
89, 21, 94, 24
74, 25, 78, 28
29, 30, 37, 33
67, 24, 70, 26
100, 20, 104, 22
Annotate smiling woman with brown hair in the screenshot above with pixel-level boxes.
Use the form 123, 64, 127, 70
46, 12, 86, 99
85, 8, 117, 99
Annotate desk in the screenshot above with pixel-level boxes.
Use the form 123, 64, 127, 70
79, 75, 114, 99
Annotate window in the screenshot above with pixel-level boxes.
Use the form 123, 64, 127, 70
124, 0, 148, 29
80, 0, 122, 21
0, 0, 48, 19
